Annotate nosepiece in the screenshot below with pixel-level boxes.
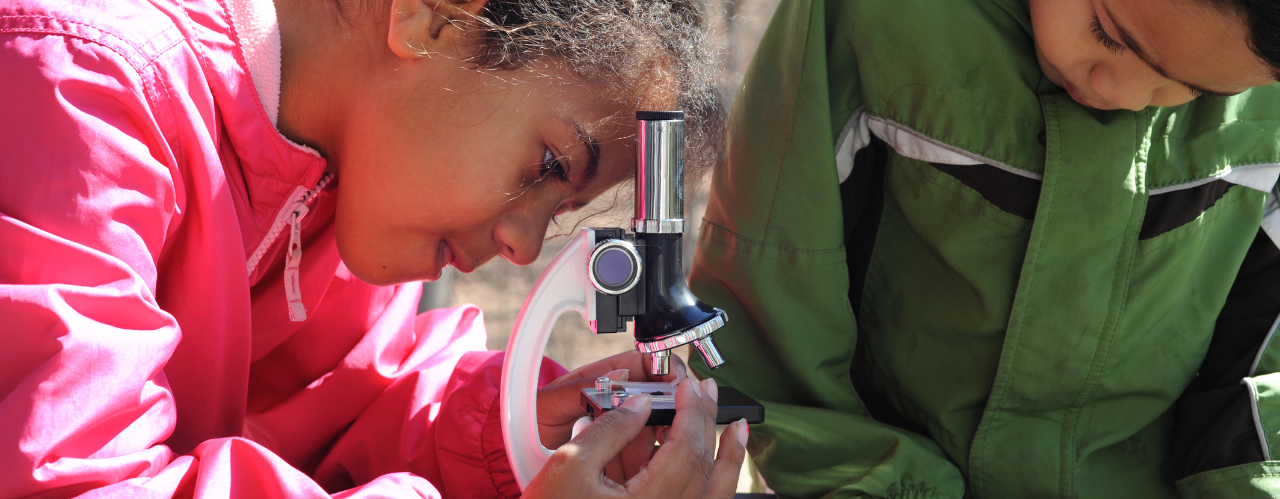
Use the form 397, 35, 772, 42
635, 310, 728, 376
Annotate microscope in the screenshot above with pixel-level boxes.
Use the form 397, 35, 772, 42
499, 111, 762, 489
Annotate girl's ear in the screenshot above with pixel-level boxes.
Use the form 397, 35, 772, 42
387, 0, 489, 59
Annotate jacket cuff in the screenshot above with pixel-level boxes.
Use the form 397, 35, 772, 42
432, 350, 568, 499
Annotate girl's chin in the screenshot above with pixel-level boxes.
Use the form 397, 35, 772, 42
343, 259, 416, 286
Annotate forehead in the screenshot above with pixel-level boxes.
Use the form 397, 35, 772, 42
1106, 0, 1274, 92
526, 56, 680, 111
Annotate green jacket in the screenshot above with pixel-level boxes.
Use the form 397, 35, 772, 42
689, 1, 1280, 497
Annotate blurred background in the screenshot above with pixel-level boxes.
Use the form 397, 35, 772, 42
418, 0, 781, 493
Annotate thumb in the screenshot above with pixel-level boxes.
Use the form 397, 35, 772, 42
555, 393, 653, 472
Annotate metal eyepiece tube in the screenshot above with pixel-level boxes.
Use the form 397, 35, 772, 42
634, 111, 685, 234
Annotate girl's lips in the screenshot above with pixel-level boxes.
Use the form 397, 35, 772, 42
438, 241, 453, 272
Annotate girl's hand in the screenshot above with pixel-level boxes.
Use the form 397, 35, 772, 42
525, 377, 748, 499
536, 350, 686, 481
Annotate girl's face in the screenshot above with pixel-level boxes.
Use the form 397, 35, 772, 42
275, 0, 672, 286
331, 66, 649, 286
1029, 0, 1275, 110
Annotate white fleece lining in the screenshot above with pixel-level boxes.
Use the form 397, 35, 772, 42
225, 0, 281, 126
225, 0, 324, 159
1243, 377, 1272, 461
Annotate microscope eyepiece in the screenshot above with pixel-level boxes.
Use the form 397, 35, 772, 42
636, 110, 684, 121
634, 111, 685, 234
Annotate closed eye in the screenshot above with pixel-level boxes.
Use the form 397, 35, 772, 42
1091, 15, 1125, 54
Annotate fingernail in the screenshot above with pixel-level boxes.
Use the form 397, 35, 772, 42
683, 378, 701, 397
621, 393, 651, 410
604, 369, 630, 381
735, 419, 749, 447
702, 378, 718, 402
675, 362, 688, 381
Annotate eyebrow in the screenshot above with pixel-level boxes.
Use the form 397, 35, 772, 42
1103, 4, 1242, 98
571, 121, 601, 187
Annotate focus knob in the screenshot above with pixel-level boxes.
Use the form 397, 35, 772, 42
589, 240, 642, 295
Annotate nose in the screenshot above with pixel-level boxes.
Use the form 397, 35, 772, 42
1090, 62, 1158, 111
493, 216, 545, 266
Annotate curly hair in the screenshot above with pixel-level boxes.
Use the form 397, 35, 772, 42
468, 0, 723, 176
330, 0, 722, 184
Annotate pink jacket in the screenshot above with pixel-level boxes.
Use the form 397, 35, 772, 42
0, 0, 566, 496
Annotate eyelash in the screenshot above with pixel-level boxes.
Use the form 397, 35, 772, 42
1088, 14, 1205, 97
1090, 15, 1125, 54
540, 147, 571, 184
540, 147, 571, 223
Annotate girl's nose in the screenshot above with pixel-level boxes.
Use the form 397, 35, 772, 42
493, 217, 544, 266
1091, 63, 1157, 111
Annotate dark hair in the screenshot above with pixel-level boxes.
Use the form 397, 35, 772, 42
468, 0, 723, 176
1204, 0, 1280, 80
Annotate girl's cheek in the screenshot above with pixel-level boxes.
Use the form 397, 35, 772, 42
1149, 85, 1197, 108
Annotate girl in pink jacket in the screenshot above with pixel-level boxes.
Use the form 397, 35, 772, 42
0, 0, 746, 496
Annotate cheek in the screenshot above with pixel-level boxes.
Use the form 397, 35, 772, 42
332, 191, 422, 286
1029, 0, 1092, 83
1147, 85, 1199, 108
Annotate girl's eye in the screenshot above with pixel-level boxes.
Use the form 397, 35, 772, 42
540, 147, 571, 184
1090, 15, 1125, 54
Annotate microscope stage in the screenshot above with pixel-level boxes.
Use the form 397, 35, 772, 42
580, 381, 765, 426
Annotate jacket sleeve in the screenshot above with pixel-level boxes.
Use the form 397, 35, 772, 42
688, 2, 965, 497
0, 31, 451, 498
244, 286, 568, 499
1172, 220, 1280, 497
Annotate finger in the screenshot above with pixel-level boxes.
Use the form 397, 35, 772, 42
559, 393, 652, 472
538, 369, 629, 448
700, 378, 720, 463
551, 349, 689, 386
702, 420, 749, 499
619, 426, 658, 480
605, 456, 626, 485
679, 378, 720, 499
549, 350, 647, 385
660, 353, 689, 384
645, 379, 710, 489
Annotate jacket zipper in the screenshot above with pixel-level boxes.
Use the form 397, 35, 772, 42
245, 173, 334, 321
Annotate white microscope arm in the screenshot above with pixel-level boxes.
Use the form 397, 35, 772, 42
500, 228, 596, 490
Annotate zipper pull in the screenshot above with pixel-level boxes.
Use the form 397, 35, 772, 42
284, 201, 310, 322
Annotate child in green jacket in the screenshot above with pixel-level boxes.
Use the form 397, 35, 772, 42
692, 0, 1280, 497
